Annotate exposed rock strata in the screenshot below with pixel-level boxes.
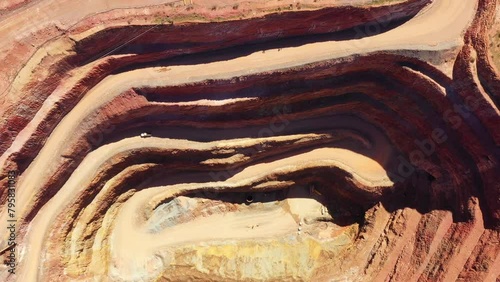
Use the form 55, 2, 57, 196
0, 0, 499, 281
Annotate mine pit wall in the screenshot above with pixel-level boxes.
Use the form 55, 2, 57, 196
453, 46, 500, 227
474, 0, 500, 109
0, 0, 430, 159
3, 54, 500, 280
458, 0, 500, 227
49, 163, 165, 278
2, 0, 500, 280
453, 45, 500, 145
0, 60, 414, 205
0, 51, 462, 172
5, 52, 496, 229
6, 68, 496, 280
71, 0, 430, 58
45, 164, 373, 279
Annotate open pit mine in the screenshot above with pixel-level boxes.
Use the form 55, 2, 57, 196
0, 0, 499, 281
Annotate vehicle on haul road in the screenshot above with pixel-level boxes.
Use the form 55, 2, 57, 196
140, 132, 152, 138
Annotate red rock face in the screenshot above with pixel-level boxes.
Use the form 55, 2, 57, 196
0, 0, 499, 281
